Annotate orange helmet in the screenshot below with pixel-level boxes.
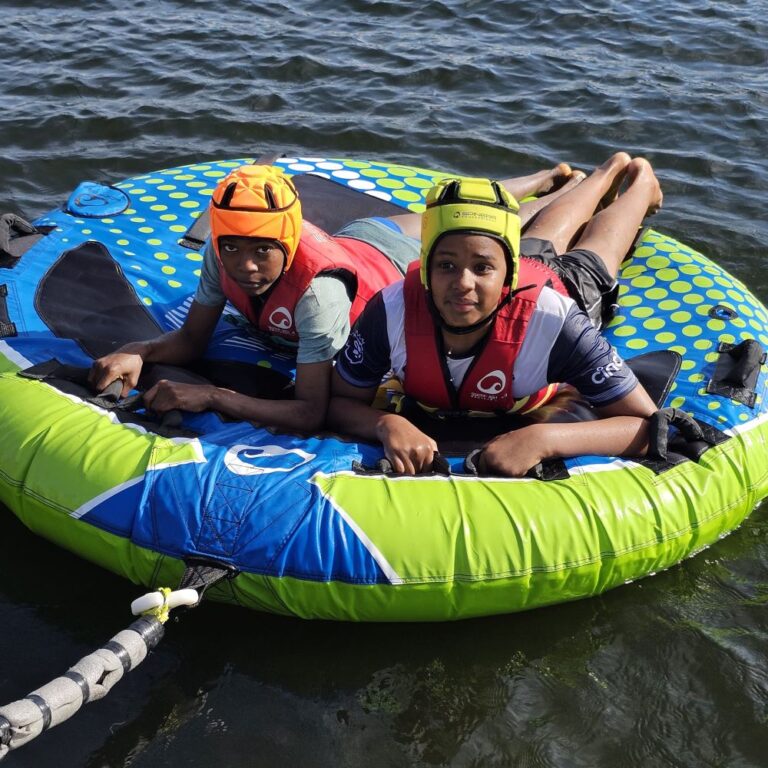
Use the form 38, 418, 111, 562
210, 165, 302, 268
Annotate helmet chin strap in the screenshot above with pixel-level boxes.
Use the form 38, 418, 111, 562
427, 291, 512, 336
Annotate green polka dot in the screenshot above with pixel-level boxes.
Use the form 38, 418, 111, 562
738, 303, 754, 317
147, 238, 163, 246
189, 165, 212, 171
169, 192, 189, 199
706, 319, 726, 333
406, 202, 423, 212
679, 264, 701, 276
731, 317, 747, 329
130, 217, 146, 223
116, 239, 129, 246
704, 352, 720, 363
620, 294, 643, 307
157, 184, 176, 191
655, 331, 677, 344
669, 345, 687, 356
720, 333, 736, 345
138, 227, 154, 234
682, 294, 704, 305
670, 396, 687, 408
108, 227, 122, 234
360, 169, 388, 179
137, 279, 148, 287
193, 269, 201, 277
670, 280, 693, 294
145, 178, 164, 185
186, 253, 203, 262
160, 214, 178, 221
646, 255, 670, 270
203, 170, 227, 178
656, 268, 679, 282
187, 181, 207, 188
750, 319, 764, 332
626, 338, 649, 350
142, 297, 152, 306
622, 265, 646, 278
707, 400, 721, 410
405, 177, 434, 189
613, 325, 637, 337
680, 360, 696, 371
102, 218, 115, 224
688, 373, 705, 383
154, 252, 170, 261
643, 318, 666, 331
344, 161, 372, 169
168, 280, 183, 288
631, 276, 655, 289
82, 229, 92, 235
170, 225, 187, 232
174, 174, 196, 180
682, 325, 702, 337
656, 241, 677, 253
150, 205, 168, 212
668, 310, 693, 324
645, 287, 668, 301
392, 189, 422, 203
739, 413, 749, 421
714, 276, 732, 288
630, 306, 655, 320
180, 201, 200, 208
693, 276, 714, 288
378, 178, 405, 189
161, 266, 176, 275
139, 196, 158, 203
693, 339, 713, 350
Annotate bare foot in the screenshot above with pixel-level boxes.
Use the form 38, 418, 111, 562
519, 169, 587, 227
501, 163, 575, 200
624, 157, 663, 216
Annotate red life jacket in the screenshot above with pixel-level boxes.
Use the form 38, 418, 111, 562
217, 220, 403, 342
402, 258, 569, 415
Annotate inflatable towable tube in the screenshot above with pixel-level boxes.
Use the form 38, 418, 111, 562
0, 156, 767, 621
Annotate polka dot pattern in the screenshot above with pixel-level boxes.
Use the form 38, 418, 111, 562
607, 229, 768, 427
55, 158, 768, 420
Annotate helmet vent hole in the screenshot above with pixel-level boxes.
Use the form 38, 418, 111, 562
220, 182, 238, 208
264, 183, 277, 209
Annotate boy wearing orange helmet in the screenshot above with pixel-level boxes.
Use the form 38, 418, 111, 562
90, 162, 576, 431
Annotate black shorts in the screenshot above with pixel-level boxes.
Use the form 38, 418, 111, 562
520, 237, 619, 329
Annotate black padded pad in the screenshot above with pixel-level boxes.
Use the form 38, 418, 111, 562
292, 174, 405, 233
36, 240, 163, 359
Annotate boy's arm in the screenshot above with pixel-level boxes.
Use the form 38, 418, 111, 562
328, 371, 438, 475
143, 359, 333, 433
89, 299, 224, 397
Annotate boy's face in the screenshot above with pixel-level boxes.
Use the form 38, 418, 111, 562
428, 233, 507, 328
218, 236, 286, 295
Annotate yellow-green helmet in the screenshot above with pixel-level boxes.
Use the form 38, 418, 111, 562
420, 177, 521, 290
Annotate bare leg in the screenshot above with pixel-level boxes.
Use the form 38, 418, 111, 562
523, 152, 632, 253
388, 163, 576, 240
500, 162, 573, 200
519, 170, 586, 227
572, 157, 663, 278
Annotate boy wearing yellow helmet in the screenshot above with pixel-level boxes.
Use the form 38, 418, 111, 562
90, 162, 575, 432
330, 153, 664, 476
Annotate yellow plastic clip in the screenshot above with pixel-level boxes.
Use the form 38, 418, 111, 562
147, 587, 172, 624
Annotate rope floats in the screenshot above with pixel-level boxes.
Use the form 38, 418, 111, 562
0, 587, 199, 760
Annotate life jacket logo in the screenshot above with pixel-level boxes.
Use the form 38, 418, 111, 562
344, 329, 365, 365
476, 370, 507, 396
268, 307, 293, 331
224, 444, 315, 475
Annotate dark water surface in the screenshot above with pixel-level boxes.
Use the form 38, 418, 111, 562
1, 1, 767, 766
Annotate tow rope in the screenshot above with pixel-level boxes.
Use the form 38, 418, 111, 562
0, 560, 236, 760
